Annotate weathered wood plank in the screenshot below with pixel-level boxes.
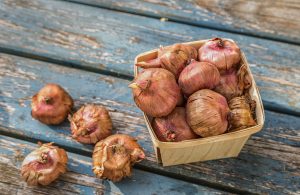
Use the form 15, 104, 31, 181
0, 135, 223, 195
0, 137, 105, 195
0, 0, 299, 114
0, 53, 299, 194
67, 0, 300, 44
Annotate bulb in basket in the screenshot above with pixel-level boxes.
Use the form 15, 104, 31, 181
129, 68, 182, 117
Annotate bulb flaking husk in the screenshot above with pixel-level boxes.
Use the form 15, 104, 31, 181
93, 134, 145, 182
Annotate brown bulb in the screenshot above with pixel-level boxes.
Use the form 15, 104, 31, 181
228, 96, 256, 131
21, 143, 68, 186
136, 43, 198, 78
186, 89, 229, 137
69, 104, 112, 144
93, 134, 145, 182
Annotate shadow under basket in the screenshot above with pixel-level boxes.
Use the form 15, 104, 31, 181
134, 39, 265, 166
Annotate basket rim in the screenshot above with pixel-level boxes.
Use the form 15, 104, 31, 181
133, 39, 265, 149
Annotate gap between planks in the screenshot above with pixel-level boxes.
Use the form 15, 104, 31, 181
0, 47, 132, 81
62, 0, 300, 46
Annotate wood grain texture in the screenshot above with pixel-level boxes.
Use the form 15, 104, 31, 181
67, 0, 300, 44
0, 0, 299, 114
0, 135, 223, 195
0, 53, 299, 194
0, 137, 105, 195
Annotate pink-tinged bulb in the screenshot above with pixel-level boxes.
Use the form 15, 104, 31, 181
186, 89, 229, 137
152, 107, 199, 142
69, 104, 112, 144
21, 143, 68, 186
214, 68, 238, 100
31, 83, 73, 125
93, 134, 145, 182
179, 60, 220, 96
214, 64, 251, 101
129, 68, 181, 117
198, 38, 241, 73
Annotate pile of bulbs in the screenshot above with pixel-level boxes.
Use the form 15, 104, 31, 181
21, 37, 257, 186
22, 83, 145, 186
130, 38, 256, 141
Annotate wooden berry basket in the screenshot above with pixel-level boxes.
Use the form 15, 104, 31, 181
134, 39, 265, 166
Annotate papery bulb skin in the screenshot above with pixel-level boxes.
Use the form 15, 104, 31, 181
179, 60, 220, 96
69, 104, 112, 144
228, 96, 256, 131
21, 143, 68, 186
129, 68, 181, 117
237, 64, 252, 91
152, 107, 199, 142
214, 64, 251, 101
136, 44, 198, 78
31, 83, 73, 125
214, 68, 239, 100
198, 38, 241, 73
186, 89, 229, 137
93, 134, 145, 182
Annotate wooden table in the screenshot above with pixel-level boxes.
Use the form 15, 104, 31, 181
0, 0, 299, 194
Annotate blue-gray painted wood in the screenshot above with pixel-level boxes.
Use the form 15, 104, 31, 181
0, 0, 299, 114
66, 0, 300, 44
0, 135, 104, 194
0, 135, 224, 195
0, 53, 299, 194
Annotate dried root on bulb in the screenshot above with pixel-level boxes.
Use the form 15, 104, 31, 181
228, 96, 256, 131
136, 44, 197, 78
21, 143, 68, 186
31, 83, 73, 125
93, 134, 145, 182
69, 104, 112, 144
